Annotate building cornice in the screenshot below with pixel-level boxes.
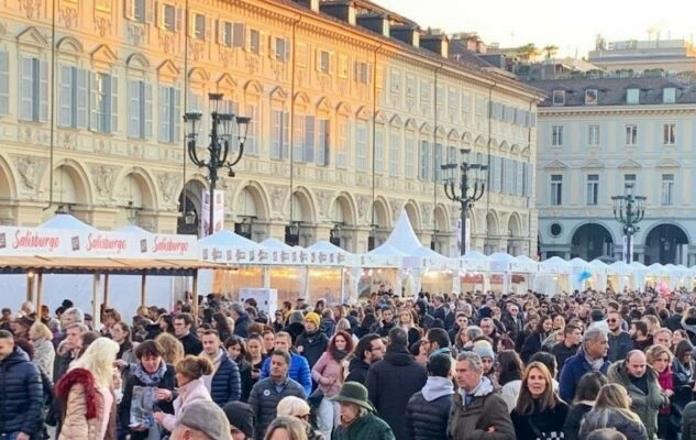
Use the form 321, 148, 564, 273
538, 104, 696, 117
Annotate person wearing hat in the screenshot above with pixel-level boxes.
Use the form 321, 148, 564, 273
331, 381, 394, 440
223, 401, 255, 440
295, 312, 329, 369
171, 400, 231, 440
473, 342, 497, 384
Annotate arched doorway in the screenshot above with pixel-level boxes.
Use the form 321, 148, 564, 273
116, 172, 156, 230
432, 205, 450, 254
329, 195, 356, 252
369, 199, 390, 249
404, 201, 421, 232
0, 160, 15, 224
644, 224, 689, 265
234, 186, 268, 241
571, 223, 613, 261
287, 190, 315, 246
484, 212, 498, 255
50, 164, 90, 222
507, 214, 521, 256
177, 180, 206, 236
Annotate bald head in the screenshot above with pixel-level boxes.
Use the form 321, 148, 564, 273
626, 350, 647, 378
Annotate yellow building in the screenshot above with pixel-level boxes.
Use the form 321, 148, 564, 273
0, 0, 541, 255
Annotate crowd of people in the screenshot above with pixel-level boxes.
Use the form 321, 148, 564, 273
2, 286, 696, 439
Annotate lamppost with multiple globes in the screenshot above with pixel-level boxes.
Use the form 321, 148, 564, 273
612, 183, 646, 263
440, 149, 488, 256
184, 93, 250, 236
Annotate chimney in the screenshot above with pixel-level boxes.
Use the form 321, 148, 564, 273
319, 1, 356, 26
421, 30, 449, 58
391, 25, 420, 48
294, 0, 319, 12
356, 13, 390, 37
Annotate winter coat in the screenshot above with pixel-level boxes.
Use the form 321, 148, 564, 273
608, 360, 669, 439
558, 348, 610, 402
510, 400, 568, 440
320, 318, 335, 338
32, 337, 55, 379
406, 376, 453, 440
563, 402, 593, 440
296, 330, 329, 368
447, 377, 515, 440
0, 347, 44, 436
656, 367, 673, 415
682, 401, 696, 440
236, 358, 253, 402
608, 330, 633, 363
500, 380, 521, 413
210, 354, 242, 406
682, 318, 696, 346
311, 351, 345, 397
248, 376, 305, 440
345, 358, 369, 385
260, 352, 311, 397
331, 412, 395, 440
579, 407, 648, 440
551, 342, 579, 370
672, 358, 693, 388
55, 368, 116, 440
234, 312, 251, 338
520, 331, 545, 363
366, 346, 427, 440
665, 314, 683, 332
178, 332, 203, 356
160, 378, 212, 432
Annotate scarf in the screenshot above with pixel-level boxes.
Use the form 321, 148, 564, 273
331, 349, 349, 362
584, 352, 605, 372
132, 360, 168, 386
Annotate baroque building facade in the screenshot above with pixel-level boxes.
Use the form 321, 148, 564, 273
533, 76, 696, 265
0, 0, 540, 255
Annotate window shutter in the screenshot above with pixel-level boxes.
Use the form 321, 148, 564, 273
19, 57, 33, 121
144, 82, 152, 138
124, 0, 134, 19
128, 80, 140, 137
176, 7, 183, 32
282, 111, 289, 159
89, 72, 98, 131
76, 68, 88, 128
158, 85, 168, 142
305, 115, 315, 163
215, 19, 222, 45
110, 74, 118, 132
315, 48, 320, 71
58, 65, 72, 127
233, 23, 245, 48
39, 61, 48, 122
173, 88, 181, 142
0, 51, 8, 116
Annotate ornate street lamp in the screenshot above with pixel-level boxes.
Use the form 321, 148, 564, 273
184, 93, 250, 235
285, 221, 301, 246
441, 148, 488, 256
612, 183, 646, 263
329, 223, 344, 247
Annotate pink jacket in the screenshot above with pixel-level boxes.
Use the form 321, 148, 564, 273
160, 378, 212, 432
311, 351, 345, 397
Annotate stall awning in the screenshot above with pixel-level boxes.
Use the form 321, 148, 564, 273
0, 256, 226, 275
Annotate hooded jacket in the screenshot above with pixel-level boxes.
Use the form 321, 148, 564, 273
0, 347, 44, 436
366, 346, 427, 440
406, 376, 454, 440
447, 376, 515, 440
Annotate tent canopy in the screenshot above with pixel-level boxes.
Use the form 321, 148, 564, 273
199, 230, 262, 249
39, 214, 98, 231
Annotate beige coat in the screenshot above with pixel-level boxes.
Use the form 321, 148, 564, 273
59, 383, 116, 440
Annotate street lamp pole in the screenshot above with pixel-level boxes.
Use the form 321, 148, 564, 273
612, 183, 646, 263
184, 93, 250, 235
441, 149, 488, 256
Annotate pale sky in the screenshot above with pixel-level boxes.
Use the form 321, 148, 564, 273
375, 0, 696, 57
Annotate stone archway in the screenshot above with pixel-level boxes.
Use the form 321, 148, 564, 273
234, 184, 269, 241
329, 194, 357, 251
484, 211, 499, 255
507, 214, 522, 256
644, 223, 689, 265
0, 157, 16, 224
48, 163, 91, 222
178, 179, 207, 236
432, 205, 450, 255
116, 171, 157, 230
289, 189, 316, 246
571, 223, 614, 261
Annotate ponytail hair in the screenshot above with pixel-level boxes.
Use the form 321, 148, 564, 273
175, 355, 213, 380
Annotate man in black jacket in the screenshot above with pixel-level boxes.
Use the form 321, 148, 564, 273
366, 327, 427, 440
346, 333, 385, 385
201, 329, 241, 406
295, 312, 328, 368
0, 330, 43, 440
174, 313, 203, 355
406, 353, 454, 440
551, 324, 582, 370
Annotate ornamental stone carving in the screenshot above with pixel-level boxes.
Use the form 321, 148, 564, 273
315, 190, 332, 219
13, 155, 46, 190
268, 185, 287, 216
356, 195, 370, 221
157, 172, 180, 204
389, 198, 403, 223
20, 0, 40, 19
90, 164, 118, 198
421, 202, 433, 227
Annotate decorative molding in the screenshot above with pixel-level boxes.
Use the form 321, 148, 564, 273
19, 0, 41, 19
91, 44, 118, 64
157, 172, 181, 204
13, 155, 46, 190
315, 189, 333, 220
90, 164, 119, 198
16, 26, 48, 47
543, 160, 569, 169
268, 184, 288, 217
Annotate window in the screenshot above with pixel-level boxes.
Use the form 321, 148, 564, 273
274, 38, 289, 63
127, 80, 152, 139
0, 51, 8, 116
374, 124, 384, 174
244, 104, 258, 155
193, 14, 206, 40
19, 56, 48, 122
388, 128, 400, 177
661, 174, 674, 205
552, 90, 565, 105
551, 125, 563, 146
625, 124, 637, 145
336, 116, 348, 168
586, 174, 599, 206
550, 175, 562, 205
585, 89, 598, 105
433, 143, 443, 182
663, 123, 676, 145
588, 124, 600, 145
271, 110, 289, 160
158, 85, 180, 143
58, 65, 88, 129
318, 50, 330, 74
419, 140, 430, 181
220, 22, 244, 48
624, 174, 636, 193
303, 116, 315, 162
162, 4, 176, 32
292, 115, 305, 162
663, 88, 676, 104
249, 30, 260, 54
355, 120, 367, 171
404, 135, 416, 179
90, 72, 118, 133
316, 119, 330, 166
128, 0, 146, 22
626, 88, 639, 105
354, 61, 369, 84
338, 55, 349, 79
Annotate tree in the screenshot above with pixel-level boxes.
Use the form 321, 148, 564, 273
543, 45, 559, 59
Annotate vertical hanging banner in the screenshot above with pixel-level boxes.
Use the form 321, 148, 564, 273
465, 218, 471, 254
454, 218, 461, 255
622, 235, 634, 262
200, 190, 225, 237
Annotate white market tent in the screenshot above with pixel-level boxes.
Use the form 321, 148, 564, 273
459, 251, 490, 293
488, 252, 537, 294
305, 241, 356, 304
607, 261, 636, 291
535, 257, 571, 295
569, 257, 606, 291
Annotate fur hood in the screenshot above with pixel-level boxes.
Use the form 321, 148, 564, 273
55, 368, 98, 419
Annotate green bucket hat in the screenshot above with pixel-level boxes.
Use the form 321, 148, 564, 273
329, 381, 374, 411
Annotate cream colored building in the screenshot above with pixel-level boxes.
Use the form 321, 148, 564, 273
0, 0, 541, 255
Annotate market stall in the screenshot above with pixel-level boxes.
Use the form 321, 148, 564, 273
488, 252, 537, 294
535, 257, 571, 296
459, 251, 491, 293
569, 257, 605, 292
607, 261, 636, 292
304, 241, 356, 305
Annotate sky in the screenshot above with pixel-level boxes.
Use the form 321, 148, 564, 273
375, 0, 696, 58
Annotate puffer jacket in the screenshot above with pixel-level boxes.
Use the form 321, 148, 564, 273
563, 401, 593, 440
55, 368, 116, 440
32, 337, 55, 379
406, 376, 453, 440
296, 330, 329, 368
608, 360, 668, 440
248, 376, 305, 440
447, 376, 515, 440
331, 412, 395, 440
0, 347, 43, 436
683, 401, 696, 440
311, 351, 345, 397
210, 354, 241, 406
345, 358, 369, 385
579, 407, 648, 440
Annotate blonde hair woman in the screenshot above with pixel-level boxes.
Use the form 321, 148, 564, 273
579, 383, 648, 440
55, 337, 119, 440
264, 416, 309, 440
511, 362, 568, 439
29, 321, 55, 378
155, 331, 185, 366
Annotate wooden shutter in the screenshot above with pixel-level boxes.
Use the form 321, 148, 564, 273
110, 74, 118, 133
173, 88, 181, 142
76, 68, 88, 129
0, 51, 8, 116
144, 82, 152, 138
19, 57, 33, 121
58, 65, 72, 127
89, 72, 98, 131
128, 80, 139, 137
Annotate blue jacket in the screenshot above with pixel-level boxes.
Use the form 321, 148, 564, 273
210, 354, 242, 407
559, 348, 609, 402
0, 347, 44, 436
248, 377, 305, 440
261, 353, 311, 397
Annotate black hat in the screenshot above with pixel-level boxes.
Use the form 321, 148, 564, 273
223, 401, 255, 439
